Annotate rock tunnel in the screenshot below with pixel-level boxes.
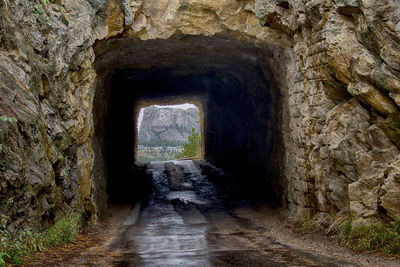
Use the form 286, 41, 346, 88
92, 34, 288, 213
1, 0, 400, 239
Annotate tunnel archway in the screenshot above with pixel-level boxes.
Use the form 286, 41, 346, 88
92, 34, 288, 215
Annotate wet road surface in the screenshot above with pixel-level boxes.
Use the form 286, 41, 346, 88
107, 160, 355, 267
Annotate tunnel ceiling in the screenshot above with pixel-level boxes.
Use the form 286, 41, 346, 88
94, 34, 285, 80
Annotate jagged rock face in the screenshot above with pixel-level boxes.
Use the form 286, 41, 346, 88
138, 107, 200, 143
0, 0, 99, 231
254, 0, 400, 224
0, 0, 399, 231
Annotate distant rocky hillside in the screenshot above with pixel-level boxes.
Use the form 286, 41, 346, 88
139, 106, 200, 143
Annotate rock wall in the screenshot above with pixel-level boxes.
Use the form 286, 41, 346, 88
0, 0, 102, 230
138, 106, 200, 143
0, 0, 399, 231
255, 0, 400, 224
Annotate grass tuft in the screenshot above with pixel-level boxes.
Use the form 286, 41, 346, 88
0, 213, 80, 266
339, 218, 400, 255
41, 213, 80, 247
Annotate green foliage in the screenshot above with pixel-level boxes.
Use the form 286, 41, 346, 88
0, 116, 17, 124
0, 252, 9, 267
342, 221, 352, 237
339, 219, 400, 255
33, 4, 44, 17
176, 128, 201, 159
0, 213, 80, 266
0, 229, 28, 266
33, 0, 59, 18
41, 213, 80, 247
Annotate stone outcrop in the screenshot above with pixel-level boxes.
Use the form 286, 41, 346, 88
0, 0, 100, 231
0, 0, 399, 231
254, 0, 400, 224
138, 106, 200, 143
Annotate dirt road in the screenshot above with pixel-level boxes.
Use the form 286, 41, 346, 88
26, 160, 399, 266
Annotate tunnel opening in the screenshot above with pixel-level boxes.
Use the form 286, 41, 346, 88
135, 102, 204, 163
92, 34, 287, 215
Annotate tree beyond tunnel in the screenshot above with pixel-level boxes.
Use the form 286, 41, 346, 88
92, 35, 287, 211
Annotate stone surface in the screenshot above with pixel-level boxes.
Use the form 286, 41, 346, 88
138, 106, 200, 143
255, 0, 400, 223
0, 0, 399, 232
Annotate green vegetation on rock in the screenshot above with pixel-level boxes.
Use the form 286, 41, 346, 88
33, 4, 44, 17
33, 0, 63, 18
0, 213, 80, 266
0, 117, 16, 123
